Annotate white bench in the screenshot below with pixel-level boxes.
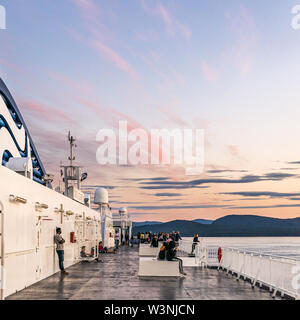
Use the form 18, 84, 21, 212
139, 246, 160, 257
138, 257, 181, 277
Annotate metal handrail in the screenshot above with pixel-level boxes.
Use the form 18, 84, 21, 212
224, 246, 300, 263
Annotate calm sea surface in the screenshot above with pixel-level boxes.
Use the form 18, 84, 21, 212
183, 237, 300, 260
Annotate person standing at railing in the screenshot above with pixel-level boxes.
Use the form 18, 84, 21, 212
191, 234, 200, 255
174, 231, 182, 242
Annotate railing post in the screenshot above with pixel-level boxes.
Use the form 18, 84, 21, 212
269, 256, 273, 294
237, 251, 246, 281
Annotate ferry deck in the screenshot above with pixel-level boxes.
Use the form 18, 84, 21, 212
7, 246, 280, 300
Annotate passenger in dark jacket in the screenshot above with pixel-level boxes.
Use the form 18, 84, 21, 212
191, 234, 200, 255
151, 235, 159, 248
174, 232, 182, 242
158, 241, 167, 260
166, 240, 186, 275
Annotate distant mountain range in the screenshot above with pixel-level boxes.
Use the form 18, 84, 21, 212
192, 219, 213, 225
132, 218, 213, 228
132, 221, 163, 227
132, 215, 300, 237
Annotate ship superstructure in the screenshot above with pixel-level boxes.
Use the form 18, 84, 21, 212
0, 79, 123, 299
0, 79, 48, 186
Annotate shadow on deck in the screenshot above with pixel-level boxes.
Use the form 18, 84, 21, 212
7, 246, 280, 300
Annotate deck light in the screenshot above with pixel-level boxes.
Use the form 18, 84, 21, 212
9, 194, 27, 204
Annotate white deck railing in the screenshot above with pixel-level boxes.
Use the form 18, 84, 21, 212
178, 239, 192, 254
178, 240, 300, 299
219, 247, 300, 299
178, 240, 218, 267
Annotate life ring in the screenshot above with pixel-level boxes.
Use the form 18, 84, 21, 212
218, 247, 222, 262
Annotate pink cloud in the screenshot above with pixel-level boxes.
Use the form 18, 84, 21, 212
71, 0, 138, 80
227, 145, 246, 162
72, 0, 100, 21
142, 2, 191, 41
178, 24, 192, 41
157, 3, 191, 41
227, 5, 257, 76
227, 145, 240, 157
157, 3, 173, 33
200, 61, 218, 82
138, 51, 185, 89
44, 74, 189, 180
159, 106, 188, 127
92, 40, 138, 80
0, 57, 24, 74
49, 71, 93, 95
22, 100, 78, 126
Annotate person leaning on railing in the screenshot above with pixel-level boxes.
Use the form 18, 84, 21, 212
191, 234, 200, 255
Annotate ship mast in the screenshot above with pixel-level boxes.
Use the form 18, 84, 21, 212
68, 131, 75, 167
61, 131, 81, 195
60, 132, 88, 204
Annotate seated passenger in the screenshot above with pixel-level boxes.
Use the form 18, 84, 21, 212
91, 247, 95, 257
98, 241, 107, 253
166, 240, 186, 275
80, 246, 93, 258
151, 235, 158, 248
158, 241, 167, 260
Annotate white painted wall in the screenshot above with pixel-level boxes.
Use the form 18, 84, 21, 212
0, 165, 103, 299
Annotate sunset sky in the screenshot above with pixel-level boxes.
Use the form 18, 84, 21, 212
1, 0, 300, 222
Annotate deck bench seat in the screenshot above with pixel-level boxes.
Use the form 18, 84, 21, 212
138, 257, 181, 277
139, 246, 160, 257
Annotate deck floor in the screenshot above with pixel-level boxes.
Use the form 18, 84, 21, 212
7, 246, 279, 300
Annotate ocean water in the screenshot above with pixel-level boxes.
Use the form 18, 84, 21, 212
183, 237, 300, 260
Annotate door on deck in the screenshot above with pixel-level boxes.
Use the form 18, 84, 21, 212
74, 220, 84, 259
35, 216, 42, 280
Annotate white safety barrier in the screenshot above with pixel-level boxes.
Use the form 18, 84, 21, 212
178, 239, 191, 254
219, 248, 300, 299
194, 245, 219, 267
178, 240, 212, 267
179, 239, 300, 299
